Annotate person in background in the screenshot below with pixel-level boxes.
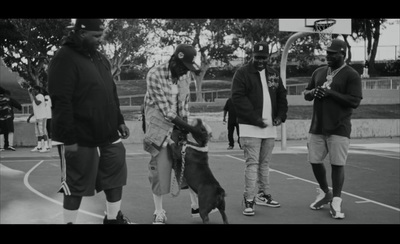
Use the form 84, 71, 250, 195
140, 103, 145, 133
143, 43, 209, 224
223, 97, 240, 150
28, 85, 49, 152
0, 86, 12, 151
231, 41, 288, 216
0, 88, 22, 151
303, 39, 362, 219
42, 88, 52, 148
47, 19, 131, 224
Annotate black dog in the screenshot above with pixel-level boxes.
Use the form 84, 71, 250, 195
168, 118, 229, 224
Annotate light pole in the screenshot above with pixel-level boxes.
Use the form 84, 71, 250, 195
280, 32, 309, 150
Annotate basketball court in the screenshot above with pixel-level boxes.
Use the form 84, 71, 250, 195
1, 18, 398, 226
1, 138, 399, 225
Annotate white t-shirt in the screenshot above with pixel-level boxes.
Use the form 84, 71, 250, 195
44, 95, 52, 119
32, 93, 46, 120
239, 69, 277, 139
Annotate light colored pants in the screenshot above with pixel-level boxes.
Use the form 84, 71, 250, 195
241, 137, 275, 200
307, 133, 350, 166
148, 146, 173, 195
35, 118, 47, 137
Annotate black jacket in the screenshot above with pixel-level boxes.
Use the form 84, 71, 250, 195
231, 61, 288, 127
48, 34, 124, 147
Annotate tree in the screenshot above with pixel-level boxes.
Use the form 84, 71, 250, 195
350, 18, 388, 76
101, 19, 148, 81
230, 19, 321, 72
153, 19, 240, 101
0, 19, 71, 88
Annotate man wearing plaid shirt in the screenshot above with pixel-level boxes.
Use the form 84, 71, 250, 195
143, 44, 208, 224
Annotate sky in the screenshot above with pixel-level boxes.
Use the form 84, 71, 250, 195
347, 19, 400, 61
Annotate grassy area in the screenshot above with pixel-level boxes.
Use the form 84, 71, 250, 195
188, 103, 400, 120
2, 77, 399, 120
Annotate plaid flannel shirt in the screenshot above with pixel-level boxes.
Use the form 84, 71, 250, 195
144, 62, 193, 121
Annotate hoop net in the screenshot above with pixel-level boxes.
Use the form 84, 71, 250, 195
314, 19, 336, 47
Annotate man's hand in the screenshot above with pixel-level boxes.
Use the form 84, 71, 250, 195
273, 117, 282, 126
119, 124, 130, 139
255, 118, 268, 128
314, 86, 331, 99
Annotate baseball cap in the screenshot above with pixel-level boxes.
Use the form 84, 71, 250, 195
174, 44, 199, 71
253, 41, 269, 57
326, 39, 347, 53
72, 19, 105, 31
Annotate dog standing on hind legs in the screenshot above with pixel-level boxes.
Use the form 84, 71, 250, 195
168, 118, 229, 224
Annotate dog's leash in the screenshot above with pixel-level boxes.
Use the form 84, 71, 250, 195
171, 141, 187, 197
170, 138, 209, 197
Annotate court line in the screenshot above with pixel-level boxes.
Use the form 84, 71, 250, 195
225, 154, 400, 212
21, 151, 400, 223
23, 160, 104, 219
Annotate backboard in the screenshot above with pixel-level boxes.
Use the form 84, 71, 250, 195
279, 18, 352, 35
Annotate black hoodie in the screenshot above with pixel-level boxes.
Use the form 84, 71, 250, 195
48, 33, 125, 147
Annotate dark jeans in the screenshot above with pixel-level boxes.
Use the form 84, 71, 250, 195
227, 122, 240, 147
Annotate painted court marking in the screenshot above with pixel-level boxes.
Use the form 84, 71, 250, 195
225, 154, 400, 212
23, 160, 104, 219
20, 144, 400, 222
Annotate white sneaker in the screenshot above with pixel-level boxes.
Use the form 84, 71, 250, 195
31, 147, 41, 152
40, 148, 50, 153
330, 197, 345, 219
152, 210, 167, 224
242, 197, 255, 216
310, 188, 333, 210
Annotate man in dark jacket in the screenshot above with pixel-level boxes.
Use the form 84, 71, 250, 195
231, 41, 288, 216
48, 19, 131, 224
1, 89, 22, 151
223, 97, 240, 149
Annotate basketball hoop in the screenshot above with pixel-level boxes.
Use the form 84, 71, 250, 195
314, 19, 336, 47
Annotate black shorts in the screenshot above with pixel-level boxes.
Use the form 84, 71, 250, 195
0, 118, 14, 134
57, 141, 127, 196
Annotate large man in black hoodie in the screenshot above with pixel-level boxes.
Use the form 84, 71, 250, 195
48, 19, 131, 224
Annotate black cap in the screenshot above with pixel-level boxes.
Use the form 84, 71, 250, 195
253, 41, 269, 57
326, 39, 347, 53
174, 44, 199, 71
71, 19, 105, 31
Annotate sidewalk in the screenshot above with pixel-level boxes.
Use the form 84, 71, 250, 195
1, 137, 398, 158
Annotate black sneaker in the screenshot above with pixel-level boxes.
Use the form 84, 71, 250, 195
242, 197, 255, 216
191, 208, 200, 217
191, 207, 218, 217
103, 210, 132, 224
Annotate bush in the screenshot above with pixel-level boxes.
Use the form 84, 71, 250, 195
120, 67, 148, 80
204, 67, 238, 80
384, 60, 400, 75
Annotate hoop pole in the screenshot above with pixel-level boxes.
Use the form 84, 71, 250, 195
280, 32, 309, 151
